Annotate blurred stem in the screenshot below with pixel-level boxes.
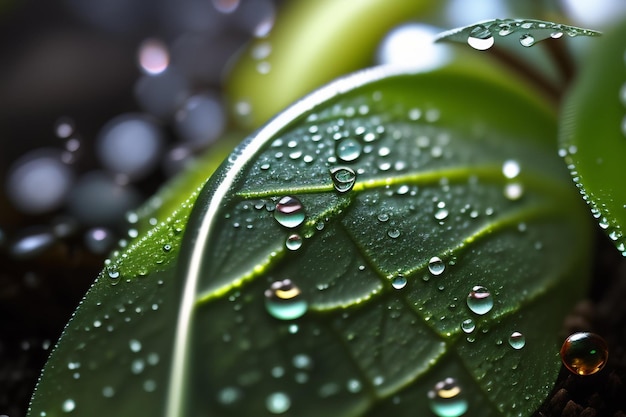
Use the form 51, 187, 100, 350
489, 45, 561, 107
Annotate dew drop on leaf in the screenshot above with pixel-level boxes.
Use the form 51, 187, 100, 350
502, 159, 521, 179
266, 391, 291, 414
467, 25, 494, 50
336, 138, 362, 162
285, 234, 303, 251
508, 331, 526, 350
560, 332, 608, 375
519, 33, 535, 47
274, 196, 305, 228
427, 378, 468, 417
329, 166, 356, 193
461, 318, 475, 334
550, 31, 563, 39
391, 274, 407, 290
428, 256, 446, 276
264, 279, 308, 320
467, 286, 493, 315
62, 399, 75, 413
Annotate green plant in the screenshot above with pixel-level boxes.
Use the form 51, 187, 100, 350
26, 3, 626, 417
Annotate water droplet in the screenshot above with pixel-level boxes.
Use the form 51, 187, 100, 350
329, 166, 356, 193
387, 228, 401, 239
502, 160, 520, 179
560, 332, 608, 375
550, 31, 563, 39
336, 138, 362, 162
391, 274, 407, 290
519, 34, 535, 47
508, 331, 526, 349
428, 378, 468, 417
129, 339, 142, 353
377, 213, 389, 222
285, 234, 303, 251
461, 319, 475, 334
428, 256, 445, 276
62, 399, 75, 413
498, 23, 512, 36
467, 286, 493, 315
504, 183, 524, 200
467, 25, 494, 50
266, 392, 291, 414
274, 196, 305, 228
265, 279, 308, 320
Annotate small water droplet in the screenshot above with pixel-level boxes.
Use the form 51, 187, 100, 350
266, 392, 291, 414
285, 234, 303, 251
550, 31, 563, 39
336, 138, 362, 162
461, 319, 475, 334
560, 332, 608, 375
498, 23, 512, 36
274, 196, 305, 228
519, 33, 535, 47
428, 256, 445, 276
428, 378, 468, 417
329, 166, 356, 193
508, 331, 526, 349
467, 286, 493, 315
62, 399, 76, 413
265, 279, 308, 320
391, 274, 407, 290
377, 213, 389, 222
467, 25, 494, 50
387, 229, 401, 239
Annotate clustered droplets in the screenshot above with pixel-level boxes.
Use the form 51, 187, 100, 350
448, 18, 601, 51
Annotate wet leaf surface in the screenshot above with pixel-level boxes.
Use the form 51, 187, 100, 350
435, 18, 600, 51
559, 20, 626, 255
29, 65, 592, 417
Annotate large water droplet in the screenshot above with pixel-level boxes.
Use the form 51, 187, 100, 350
519, 33, 535, 47
427, 378, 468, 417
560, 332, 608, 375
391, 274, 407, 290
428, 256, 445, 276
266, 392, 291, 414
265, 280, 308, 320
336, 138, 362, 162
466, 286, 493, 315
502, 159, 520, 179
461, 319, 475, 334
285, 234, 303, 251
62, 399, 76, 413
467, 25, 494, 50
508, 331, 526, 349
274, 196, 305, 228
329, 166, 356, 193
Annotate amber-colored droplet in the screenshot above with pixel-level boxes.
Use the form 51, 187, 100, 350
560, 332, 608, 375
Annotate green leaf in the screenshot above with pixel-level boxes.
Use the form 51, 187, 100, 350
29, 66, 591, 417
435, 18, 601, 50
559, 20, 626, 254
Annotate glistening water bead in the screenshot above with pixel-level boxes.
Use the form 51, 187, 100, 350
560, 332, 608, 375
428, 256, 445, 276
466, 25, 494, 50
427, 378, 468, 417
274, 196, 305, 228
508, 331, 526, 350
329, 166, 356, 193
264, 280, 308, 320
466, 286, 493, 315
